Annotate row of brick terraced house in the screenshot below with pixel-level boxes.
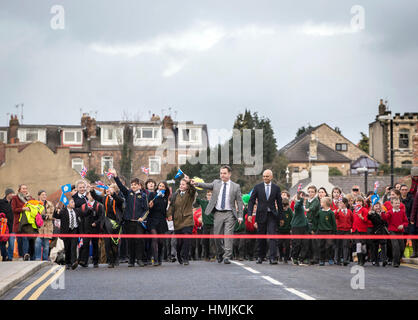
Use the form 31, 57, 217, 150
0, 113, 208, 195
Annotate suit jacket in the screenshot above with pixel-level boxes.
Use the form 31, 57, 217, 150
247, 182, 283, 224
195, 179, 244, 220
53, 207, 82, 234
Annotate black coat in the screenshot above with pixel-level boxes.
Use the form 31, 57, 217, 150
53, 207, 82, 234
91, 191, 124, 233
72, 193, 89, 209
0, 198, 13, 232
79, 201, 103, 234
114, 176, 148, 221
248, 182, 283, 224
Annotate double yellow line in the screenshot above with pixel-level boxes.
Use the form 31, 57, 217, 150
13, 265, 65, 300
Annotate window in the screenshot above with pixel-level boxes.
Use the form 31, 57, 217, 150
293, 167, 300, 173
0, 131, 7, 143
63, 130, 82, 145
17, 128, 46, 143
178, 154, 193, 165
399, 129, 409, 149
336, 143, 348, 151
149, 156, 161, 174
135, 127, 160, 140
72, 158, 84, 173
101, 156, 113, 174
101, 127, 123, 145
179, 127, 201, 144
401, 160, 412, 169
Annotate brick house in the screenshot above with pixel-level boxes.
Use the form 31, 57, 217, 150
0, 113, 209, 184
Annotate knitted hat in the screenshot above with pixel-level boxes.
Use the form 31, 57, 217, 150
4, 188, 14, 197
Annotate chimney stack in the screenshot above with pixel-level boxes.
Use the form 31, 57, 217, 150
9, 114, 20, 144
81, 113, 97, 139
162, 115, 174, 129
151, 113, 161, 121
378, 99, 386, 116
309, 133, 318, 161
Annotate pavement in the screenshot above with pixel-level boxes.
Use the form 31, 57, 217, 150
0, 261, 51, 298
1, 258, 417, 300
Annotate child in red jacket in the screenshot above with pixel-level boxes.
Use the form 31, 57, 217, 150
382, 197, 408, 267
352, 196, 369, 266
334, 198, 353, 266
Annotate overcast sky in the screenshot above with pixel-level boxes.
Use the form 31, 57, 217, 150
1, 0, 417, 148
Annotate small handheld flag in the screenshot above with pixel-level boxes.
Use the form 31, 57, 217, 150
95, 181, 109, 190
59, 183, 71, 205
338, 194, 343, 202
374, 181, 379, 194
80, 166, 88, 178
174, 168, 184, 179
59, 193, 69, 206
153, 189, 166, 200
297, 183, 303, 192
61, 184, 71, 194
106, 171, 114, 179
371, 193, 380, 206
141, 166, 150, 176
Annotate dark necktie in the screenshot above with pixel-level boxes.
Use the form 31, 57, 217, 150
221, 182, 227, 210
69, 210, 74, 229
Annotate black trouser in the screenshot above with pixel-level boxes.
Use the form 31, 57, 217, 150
370, 235, 387, 264
124, 221, 146, 264
175, 226, 193, 262
233, 232, 246, 259
390, 231, 405, 266
245, 230, 257, 259
317, 230, 334, 262
277, 230, 291, 261
190, 228, 203, 260
64, 229, 78, 265
119, 224, 128, 260
202, 224, 216, 259
256, 213, 278, 260
354, 231, 367, 265
334, 230, 351, 263
291, 226, 308, 261
80, 236, 99, 265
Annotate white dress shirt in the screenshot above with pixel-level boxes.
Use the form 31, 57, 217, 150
216, 180, 232, 211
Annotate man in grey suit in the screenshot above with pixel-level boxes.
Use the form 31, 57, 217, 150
191, 165, 244, 264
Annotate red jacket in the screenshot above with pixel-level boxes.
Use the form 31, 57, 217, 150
192, 208, 202, 234
352, 207, 369, 233
334, 209, 353, 231
11, 195, 26, 233
245, 213, 256, 233
382, 208, 408, 232
330, 200, 339, 212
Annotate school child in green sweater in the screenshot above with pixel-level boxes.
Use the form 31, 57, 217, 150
278, 199, 293, 263
305, 185, 320, 265
290, 191, 309, 265
315, 197, 337, 266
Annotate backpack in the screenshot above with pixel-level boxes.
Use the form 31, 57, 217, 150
35, 213, 44, 228
0, 216, 7, 235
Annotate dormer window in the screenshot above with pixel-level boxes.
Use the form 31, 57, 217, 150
63, 130, 82, 145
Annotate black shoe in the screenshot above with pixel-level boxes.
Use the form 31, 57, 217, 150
108, 264, 115, 268
269, 259, 278, 265
71, 261, 78, 270
79, 262, 88, 268
382, 261, 387, 267
343, 262, 349, 266
217, 255, 224, 263
224, 258, 231, 264
170, 257, 177, 263
256, 258, 263, 264
93, 263, 99, 268
66, 264, 71, 270
23, 253, 30, 261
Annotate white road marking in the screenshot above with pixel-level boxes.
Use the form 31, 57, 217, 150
233, 261, 316, 300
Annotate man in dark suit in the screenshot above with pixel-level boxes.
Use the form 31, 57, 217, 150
54, 199, 82, 270
248, 169, 283, 264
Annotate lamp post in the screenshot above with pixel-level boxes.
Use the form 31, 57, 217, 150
378, 114, 394, 186
356, 166, 369, 194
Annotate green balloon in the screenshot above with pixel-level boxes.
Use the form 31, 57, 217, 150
242, 194, 251, 205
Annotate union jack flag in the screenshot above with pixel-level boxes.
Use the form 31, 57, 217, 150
106, 171, 114, 179
297, 183, 303, 192
374, 181, 379, 194
141, 166, 150, 175
78, 237, 83, 249
80, 166, 88, 178
338, 194, 343, 202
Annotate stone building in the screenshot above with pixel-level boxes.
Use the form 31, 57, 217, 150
0, 113, 209, 189
279, 123, 378, 178
369, 99, 418, 168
